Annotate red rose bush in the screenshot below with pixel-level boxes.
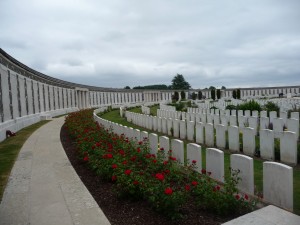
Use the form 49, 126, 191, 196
65, 109, 255, 219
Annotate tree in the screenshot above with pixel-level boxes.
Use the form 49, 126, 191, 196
124, 86, 131, 89
211, 89, 216, 100
191, 92, 197, 100
180, 91, 186, 100
173, 91, 179, 102
221, 86, 226, 89
198, 91, 202, 100
232, 90, 237, 99
216, 89, 221, 99
237, 89, 241, 99
209, 86, 216, 90
171, 74, 191, 90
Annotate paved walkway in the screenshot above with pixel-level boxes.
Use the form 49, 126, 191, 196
0, 117, 110, 225
223, 205, 300, 225
1, 117, 300, 225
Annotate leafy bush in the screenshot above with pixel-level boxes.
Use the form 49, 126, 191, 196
226, 105, 237, 110
263, 101, 280, 116
237, 100, 261, 112
180, 91, 186, 100
172, 91, 179, 102
232, 90, 237, 99
211, 89, 216, 100
237, 89, 241, 99
216, 89, 221, 99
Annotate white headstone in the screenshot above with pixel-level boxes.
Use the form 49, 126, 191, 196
171, 139, 184, 164
187, 120, 195, 141
206, 148, 224, 182
187, 143, 202, 173
260, 111, 267, 118
205, 123, 214, 147
230, 115, 237, 126
243, 127, 255, 156
196, 122, 205, 144
180, 120, 187, 140
263, 162, 293, 211
248, 116, 258, 135
159, 136, 170, 160
280, 131, 297, 165
216, 124, 226, 149
230, 154, 254, 195
167, 118, 173, 136
260, 129, 275, 160
260, 117, 270, 130
287, 118, 299, 140
273, 118, 284, 138
269, 111, 277, 124
173, 119, 180, 138
149, 133, 158, 155
228, 125, 240, 152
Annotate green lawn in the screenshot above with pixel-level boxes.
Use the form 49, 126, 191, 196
0, 120, 50, 201
100, 106, 300, 215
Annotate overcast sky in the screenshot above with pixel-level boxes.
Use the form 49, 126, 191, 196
1, 0, 300, 89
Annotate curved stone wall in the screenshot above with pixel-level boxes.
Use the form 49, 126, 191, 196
0, 49, 173, 142
1, 48, 299, 142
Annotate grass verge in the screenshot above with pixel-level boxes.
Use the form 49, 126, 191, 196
0, 120, 50, 201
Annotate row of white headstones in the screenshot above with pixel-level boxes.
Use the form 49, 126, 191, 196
93, 107, 295, 212
193, 98, 300, 111
127, 108, 299, 165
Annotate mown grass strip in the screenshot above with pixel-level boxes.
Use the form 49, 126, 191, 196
0, 120, 50, 201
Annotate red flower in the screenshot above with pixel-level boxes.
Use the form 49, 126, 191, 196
119, 149, 125, 155
201, 169, 206, 174
185, 185, 191, 191
169, 156, 176, 161
213, 185, 220, 192
160, 147, 164, 151
164, 169, 170, 174
138, 141, 143, 145
124, 169, 132, 175
92, 145, 95, 150
155, 173, 165, 181
122, 160, 128, 165
112, 175, 117, 181
152, 159, 157, 163
131, 156, 137, 161
192, 160, 197, 164
235, 194, 240, 200
137, 148, 141, 153
83, 156, 89, 162
133, 180, 139, 185
244, 194, 249, 200
191, 181, 198, 186
163, 161, 168, 165
112, 164, 118, 169
103, 153, 113, 159
164, 187, 173, 195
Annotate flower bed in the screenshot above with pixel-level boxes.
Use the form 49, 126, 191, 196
65, 109, 255, 219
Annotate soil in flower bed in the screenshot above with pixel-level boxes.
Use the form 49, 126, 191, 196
60, 124, 244, 225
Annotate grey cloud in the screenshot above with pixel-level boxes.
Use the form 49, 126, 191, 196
0, 0, 299, 89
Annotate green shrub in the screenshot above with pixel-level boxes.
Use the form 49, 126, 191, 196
237, 100, 261, 112
263, 101, 280, 116
226, 105, 237, 110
